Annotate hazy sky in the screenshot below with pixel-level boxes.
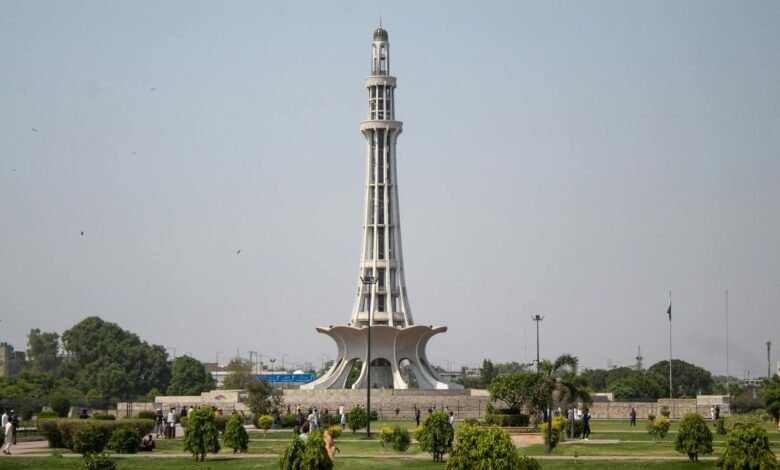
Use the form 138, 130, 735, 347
2, 1, 779, 378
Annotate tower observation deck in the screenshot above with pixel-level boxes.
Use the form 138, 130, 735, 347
301, 28, 459, 390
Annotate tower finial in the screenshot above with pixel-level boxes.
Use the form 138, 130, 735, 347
379, 17, 382, 28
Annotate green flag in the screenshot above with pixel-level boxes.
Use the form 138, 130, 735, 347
667, 302, 671, 320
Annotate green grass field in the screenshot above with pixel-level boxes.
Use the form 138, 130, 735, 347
4, 418, 776, 469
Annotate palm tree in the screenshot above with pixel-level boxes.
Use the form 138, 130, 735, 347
531, 353, 591, 454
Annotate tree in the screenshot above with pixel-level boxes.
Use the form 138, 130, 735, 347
608, 373, 666, 400
674, 413, 713, 462
761, 377, 780, 427
580, 368, 609, 391
278, 436, 306, 470
529, 354, 591, 454
480, 359, 497, 388
447, 425, 520, 470
222, 414, 249, 454
716, 424, 779, 470
256, 415, 274, 438
61, 316, 170, 399
244, 378, 283, 417
168, 356, 215, 396
301, 430, 333, 469
26, 328, 61, 372
648, 359, 714, 397
415, 411, 454, 462
346, 406, 367, 433
221, 358, 254, 390
183, 407, 221, 461
487, 373, 536, 411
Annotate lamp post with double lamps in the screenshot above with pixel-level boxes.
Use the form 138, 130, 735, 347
361, 275, 377, 437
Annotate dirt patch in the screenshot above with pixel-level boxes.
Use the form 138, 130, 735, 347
512, 434, 543, 447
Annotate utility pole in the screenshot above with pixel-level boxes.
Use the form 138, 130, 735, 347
635, 346, 643, 372
768, 341, 772, 379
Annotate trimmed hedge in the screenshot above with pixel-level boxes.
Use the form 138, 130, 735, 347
92, 414, 116, 421
136, 411, 157, 421
39, 419, 154, 451
484, 412, 530, 427
280, 413, 297, 428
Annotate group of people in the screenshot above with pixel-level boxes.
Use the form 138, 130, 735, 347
710, 405, 721, 421
155, 406, 191, 439
2, 409, 19, 455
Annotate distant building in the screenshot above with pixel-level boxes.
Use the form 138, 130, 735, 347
0, 343, 25, 377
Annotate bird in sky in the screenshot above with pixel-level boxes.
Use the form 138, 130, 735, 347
149, 88, 157, 91
80, 231, 84, 236
131, 151, 137, 155
237, 249, 242, 255
31, 128, 38, 133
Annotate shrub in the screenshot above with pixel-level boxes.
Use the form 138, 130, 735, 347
301, 430, 333, 470
379, 426, 394, 450
380, 425, 410, 452
541, 416, 566, 450
647, 414, 656, 421
222, 414, 249, 454
346, 407, 367, 433
92, 414, 115, 421
280, 413, 297, 428
38, 411, 60, 421
136, 411, 157, 421
394, 407, 400, 416
660, 405, 671, 418
647, 417, 671, 442
564, 418, 583, 438
39, 419, 64, 448
326, 425, 342, 439
81, 453, 116, 470
715, 417, 728, 435
253, 415, 273, 438
72, 421, 111, 455
278, 435, 306, 470
415, 412, 454, 462
484, 412, 530, 427
49, 396, 72, 417
107, 425, 141, 454
20, 404, 36, 421
463, 418, 480, 426
517, 455, 542, 470
183, 407, 221, 462
674, 413, 713, 462
716, 424, 779, 470
369, 410, 378, 421
447, 425, 520, 470
724, 414, 763, 433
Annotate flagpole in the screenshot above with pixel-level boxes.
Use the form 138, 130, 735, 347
669, 290, 673, 399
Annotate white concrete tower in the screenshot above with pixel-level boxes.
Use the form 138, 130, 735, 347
352, 26, 411, 329
301, 27, 460, 390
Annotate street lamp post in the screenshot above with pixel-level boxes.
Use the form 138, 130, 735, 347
531, 315, 544, 369
270, 358, 276, 372
361, 275, 377, 438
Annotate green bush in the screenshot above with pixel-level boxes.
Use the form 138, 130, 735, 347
379, 426, 394, 450
447, 425, 520, 470
716, 424, 779, 470
564, 418, 583, 438
49, 396, 71, 417
346, 407, 367, 433
301, 430, 333, 470
39, 419, 64, 448
647, 417, 671, 441
326, 425, 342, 439
724, 414, 763, 433
222, 414, 249, 454
517, 455, 542, 470
463, 418, 480, 426
279, 435, 306, 470
715, 417, 727, 435
280, 413, 297, 428
81, 453, 116, 470
369, 410, 378, 421
379, 425, 411, 452
484, 412, 530, 427
38, 411, 60, 421
107, 425, 141, 454
660, 405, 671, 417
253, 414, 274, 437
541, 416, 566, 450
136, 411, 157, 421
674, 413, 713, 462
38, 419, 154, 451
183, 407, 220, 461
92, 414, 115, 421
415, 412, 454, 462
72, 421, 112, 455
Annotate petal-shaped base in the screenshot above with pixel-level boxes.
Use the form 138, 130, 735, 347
300, 325, 462, 390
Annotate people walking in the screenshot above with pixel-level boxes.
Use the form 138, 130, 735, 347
2, 420, 13, 454
582, 409, 591, 441
629, 407, 637, 427
415, 406, 421, 427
